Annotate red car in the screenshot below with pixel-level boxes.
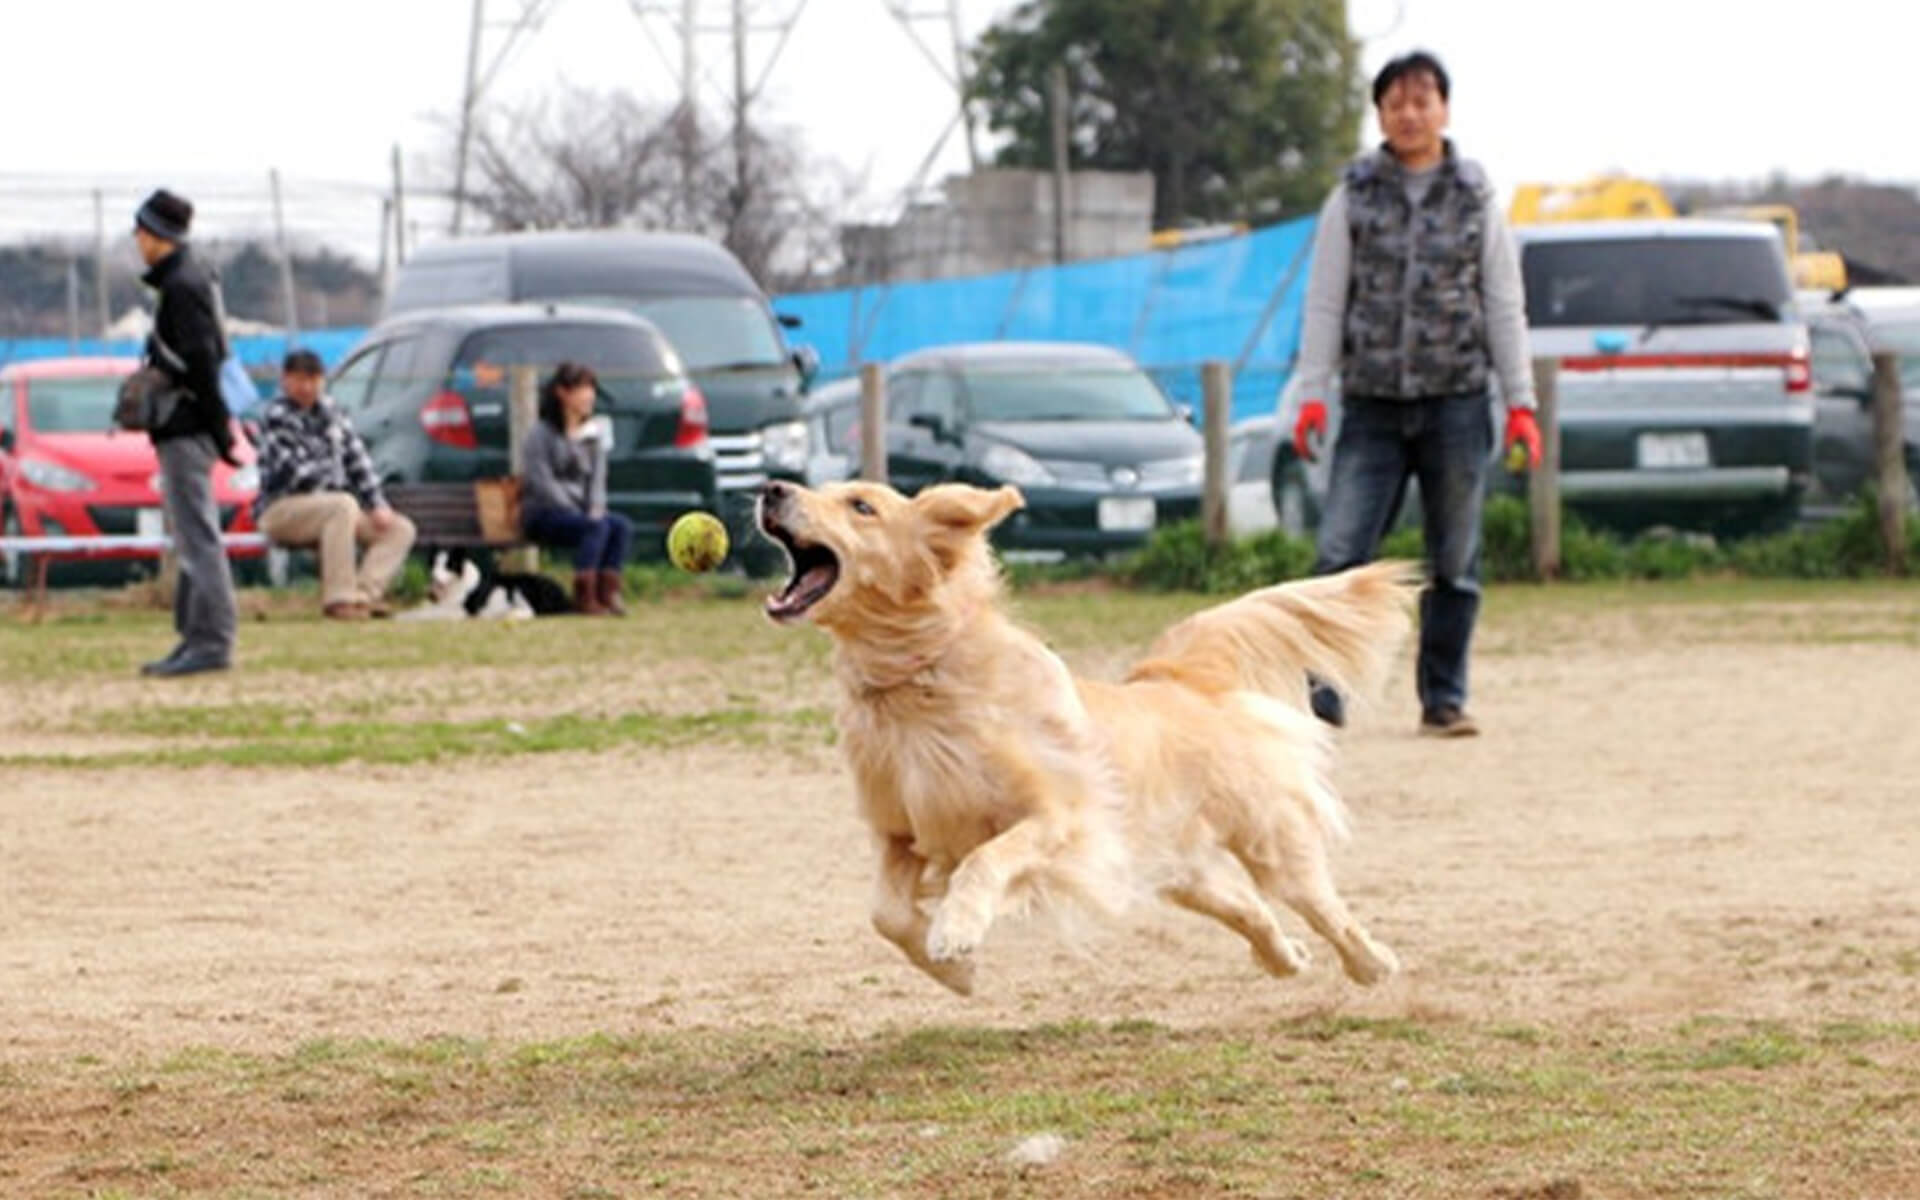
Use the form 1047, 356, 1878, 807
0, 357, 262, 586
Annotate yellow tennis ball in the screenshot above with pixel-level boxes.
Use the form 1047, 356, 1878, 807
667, 511, 729, 572
1505, 442, 1531, 474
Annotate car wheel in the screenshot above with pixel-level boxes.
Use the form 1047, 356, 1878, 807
1271, 457, 1317, 538
1, 504, 23, 589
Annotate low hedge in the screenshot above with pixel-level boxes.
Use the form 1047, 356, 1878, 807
1114, 494, 1920, 594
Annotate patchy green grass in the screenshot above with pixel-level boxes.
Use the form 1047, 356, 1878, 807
3, 1017, 1916, 1198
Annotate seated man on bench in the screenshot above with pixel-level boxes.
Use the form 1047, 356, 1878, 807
254, 349, 416, 619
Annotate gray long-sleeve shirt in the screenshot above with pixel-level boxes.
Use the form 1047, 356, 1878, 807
1295, 170, 1536, 411
520, 419, 608, 518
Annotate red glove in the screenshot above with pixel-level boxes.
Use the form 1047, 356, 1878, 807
1292, 399, 1329, 462
1504, 407, 1542, 472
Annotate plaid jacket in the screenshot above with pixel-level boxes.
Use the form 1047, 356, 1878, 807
253, 394, 386, 519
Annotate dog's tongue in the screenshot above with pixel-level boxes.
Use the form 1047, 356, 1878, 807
767, 564, 835, 617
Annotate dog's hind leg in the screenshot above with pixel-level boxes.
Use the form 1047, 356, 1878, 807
871, 836, 976, 996
1242, 844, 1399, 986
1160, 843, 1311, 979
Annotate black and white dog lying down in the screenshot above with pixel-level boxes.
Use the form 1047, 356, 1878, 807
397, 548, 573, 620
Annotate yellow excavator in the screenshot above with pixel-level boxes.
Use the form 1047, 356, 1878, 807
1508, 177, 1847, 291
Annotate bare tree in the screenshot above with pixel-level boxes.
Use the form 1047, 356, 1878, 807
448, 84, 856, 287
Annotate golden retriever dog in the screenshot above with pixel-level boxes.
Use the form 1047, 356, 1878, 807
757, 477, 1416, 997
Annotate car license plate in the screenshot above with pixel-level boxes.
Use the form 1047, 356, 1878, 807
1636, 432, 1710, 469
1098, 496, 1156, 531
136, 508, 165, 538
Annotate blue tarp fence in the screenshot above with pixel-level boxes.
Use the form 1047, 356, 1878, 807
0, 215, 1317, 425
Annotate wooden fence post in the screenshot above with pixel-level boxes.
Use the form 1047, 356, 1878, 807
1528, 357, 1561, 580
504, 364, 540, 574
1870, 351, 1908, 574
858, 363, 888, 485
1201, 360, 1231, 548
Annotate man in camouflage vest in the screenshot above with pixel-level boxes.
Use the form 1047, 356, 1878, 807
1291, 50, 1541, 737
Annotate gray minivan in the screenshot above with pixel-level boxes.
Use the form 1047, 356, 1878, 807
386, 231, 818, 566
1514, 219, 1814, 531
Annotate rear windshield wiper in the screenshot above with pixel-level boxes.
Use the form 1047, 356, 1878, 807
697, 359, 787, 372
1671, 294, 1783, 321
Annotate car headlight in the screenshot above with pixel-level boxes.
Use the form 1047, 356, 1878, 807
20, 458, 96, 492
760, 419, 809, 473
980, 442, 1055, 487
228, 464, 260, 492
1146, 453, 1205, 488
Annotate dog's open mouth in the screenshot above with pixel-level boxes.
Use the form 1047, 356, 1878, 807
762, 515, 841, 621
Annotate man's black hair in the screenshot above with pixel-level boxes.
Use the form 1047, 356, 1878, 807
1372, 51, 1449, 106
282, 348, 326, 375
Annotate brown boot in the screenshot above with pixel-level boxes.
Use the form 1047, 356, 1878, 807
596, 568, 628, 616
571, 572, 606, 616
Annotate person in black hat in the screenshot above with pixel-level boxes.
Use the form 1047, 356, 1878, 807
253, 349, 416, 619
133, 187, 239, 676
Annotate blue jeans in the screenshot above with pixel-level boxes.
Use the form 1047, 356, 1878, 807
1312, 391, 1493, 715
524, 508, 633, 573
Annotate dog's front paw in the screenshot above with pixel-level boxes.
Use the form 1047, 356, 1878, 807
925, 900, 990, 963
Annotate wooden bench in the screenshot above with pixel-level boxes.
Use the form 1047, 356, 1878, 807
383, 481, 525, 551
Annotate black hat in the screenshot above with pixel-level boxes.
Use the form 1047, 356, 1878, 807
135, 189, 193, 242
282, 349, 326, 375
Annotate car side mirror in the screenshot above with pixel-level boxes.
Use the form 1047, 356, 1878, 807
909, 412, 951, 442
1175, 402, 1196, 425
791, 344, 820, 389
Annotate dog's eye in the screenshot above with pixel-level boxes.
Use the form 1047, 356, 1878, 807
849, 497, 876, 517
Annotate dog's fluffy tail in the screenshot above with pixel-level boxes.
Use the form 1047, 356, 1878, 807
1124, 560, 1420, 708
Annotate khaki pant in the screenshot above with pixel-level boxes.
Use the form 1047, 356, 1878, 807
260, 492, 417, 608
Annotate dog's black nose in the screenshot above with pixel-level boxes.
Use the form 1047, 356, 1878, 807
760, 480, 791, 502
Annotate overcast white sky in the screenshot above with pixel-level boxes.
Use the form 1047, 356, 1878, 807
3, 0, 1916, 267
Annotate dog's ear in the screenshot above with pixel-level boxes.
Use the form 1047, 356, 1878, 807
915, 483, 1024, 569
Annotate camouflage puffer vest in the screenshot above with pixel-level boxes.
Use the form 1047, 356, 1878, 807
1340, 144, 1491, 400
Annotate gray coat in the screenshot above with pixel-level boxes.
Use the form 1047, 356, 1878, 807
520, 418, 607, 518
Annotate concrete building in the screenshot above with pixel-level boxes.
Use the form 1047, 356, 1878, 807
840, 167, 1155, 284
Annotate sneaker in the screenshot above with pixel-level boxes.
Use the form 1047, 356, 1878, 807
142, 651, 231, 678
139, 643, 190, 676
1419, 706, 1480, 738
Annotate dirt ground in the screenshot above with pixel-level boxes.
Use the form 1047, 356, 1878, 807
3, 590, 1919, 1061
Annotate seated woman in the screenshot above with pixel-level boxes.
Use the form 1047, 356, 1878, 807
520, 361, 631, 615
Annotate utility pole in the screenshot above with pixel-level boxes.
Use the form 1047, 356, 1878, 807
945, 0, 977, 170
92, 189, 110, 338
1049, 62, 1069, 264
451, 0, 485, 236
377, 196, 393, 299
270, 168, 300, 341
66, 256, 81, 352
391, 144, 408, 266
731, 0, 749, 223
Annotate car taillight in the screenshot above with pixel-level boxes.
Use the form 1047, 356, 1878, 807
421, 390, 478, 449
674, 385, 709, 448
1784, 348, 1811, 393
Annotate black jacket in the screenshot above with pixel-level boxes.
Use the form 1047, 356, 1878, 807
142, 246, 235, 459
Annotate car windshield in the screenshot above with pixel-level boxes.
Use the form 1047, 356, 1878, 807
1522, 237, 1793, 328
1868, 319, 1920, 382
26, 377, 122, 432
583, 296, 788, 372
960, 366, 1175, 422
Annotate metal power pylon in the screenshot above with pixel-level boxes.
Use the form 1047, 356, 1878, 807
450, 0, 563, 235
